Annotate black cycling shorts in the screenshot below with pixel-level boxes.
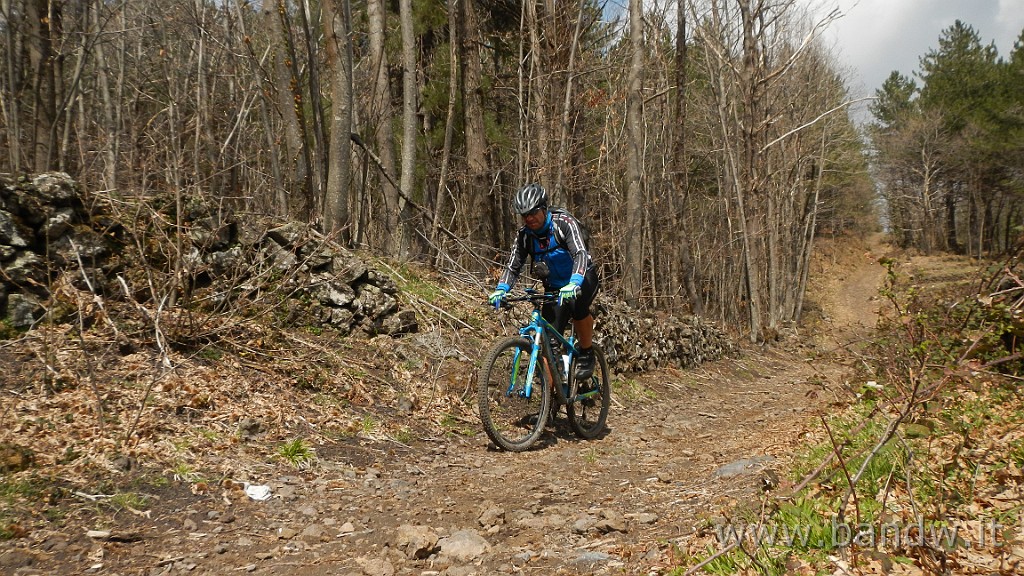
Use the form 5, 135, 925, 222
543, 267, 599, 335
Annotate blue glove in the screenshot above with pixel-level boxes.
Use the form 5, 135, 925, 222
488, 288, 507, 307
558, 282, 581, 304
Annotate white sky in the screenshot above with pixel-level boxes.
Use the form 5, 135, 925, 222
818, 0, 1024, 97
605, 1, 1024, 121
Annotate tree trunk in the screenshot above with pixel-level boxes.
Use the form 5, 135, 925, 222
623, 0, 644, 307
297, 0, 328, 222
234, 0, 286, 214
367, 0, 400, 253
91, 0, 118, 190
1, 0, 22, 173
269, 0, 314, 221
553, 1, 584, 195
431, 0, 459, 257
322, 0, 353, 241
460, 0, 493, 248
26, 0, 57, 171
398, 0, 417, 257
674, 0, 703, 316
525, 1, 551, 179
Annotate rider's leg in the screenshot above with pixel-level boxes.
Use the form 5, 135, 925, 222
575, 314, 594, 349
572, 268, 599, 380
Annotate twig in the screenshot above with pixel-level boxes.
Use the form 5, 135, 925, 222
123, 293, 175, 446
73, 491, 114, 501
785, 411, 878, 497
371, 258, 482, 334
69, 239, 111, 428
837, 401, 914, 523
350, 133, 494, 274
822, 416, 861, 527
683, 542, 739, 576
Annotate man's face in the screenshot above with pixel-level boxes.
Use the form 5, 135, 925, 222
522, 207, 546, 231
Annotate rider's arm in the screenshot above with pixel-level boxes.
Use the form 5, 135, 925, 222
496, 229, 528, 291
553, 214, 590, 286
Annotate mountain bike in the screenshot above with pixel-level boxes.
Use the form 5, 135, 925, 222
478, 289, 611, 451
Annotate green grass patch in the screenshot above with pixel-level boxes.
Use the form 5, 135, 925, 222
109, 492, 149, 511
277, 438, 316, 469
615, 378, 656, 403
439, 413, 476, 437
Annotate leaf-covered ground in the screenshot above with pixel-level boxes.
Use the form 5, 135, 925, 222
1, 235, 1019, 575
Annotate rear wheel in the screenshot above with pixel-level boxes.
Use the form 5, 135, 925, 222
478, 337, 550, 451
567, 344, 610, 439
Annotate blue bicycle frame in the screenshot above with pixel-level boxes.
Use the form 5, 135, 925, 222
506, 289, 577, 400
480, 286, 610, 451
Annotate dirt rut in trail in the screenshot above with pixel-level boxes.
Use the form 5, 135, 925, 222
2, 238, 889, 576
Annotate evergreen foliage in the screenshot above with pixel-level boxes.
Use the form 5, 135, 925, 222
870, 20, 1024, 255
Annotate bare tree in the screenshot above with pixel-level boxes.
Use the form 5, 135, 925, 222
622, 0, 644, 307
673, 0, 703, 315
268, 0, 316, 221
322, 0, 354, 240
367, 0, 400, 253
25, 0, 58, 171
431, 0, 459, 254
691, 0, 848, 340
0, 0, 885, 337
459, 0, 494, 248
398, 0, 416, 257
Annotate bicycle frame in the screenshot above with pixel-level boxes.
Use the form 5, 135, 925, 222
480, 287, 610, 451
507, 290, 577, 404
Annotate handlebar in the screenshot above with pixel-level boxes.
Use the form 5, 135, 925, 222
492, 288, 559, 309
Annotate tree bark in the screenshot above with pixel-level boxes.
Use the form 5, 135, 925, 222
460, 0, 493, 248
297, 0, 327, 221
269, 0, 314, 221
398, 0, 417, 257
431, 0, 459, 256
322, 0, 353, 241
553, 1, 584, 196
367, 0, 400, 253
674, 0, 703, 316
26, 0, 57, 171
525, 0, 550, 179
623, 0, 644, 307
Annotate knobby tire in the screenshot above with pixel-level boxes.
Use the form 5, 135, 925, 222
478, 337, 551, 452
567, 344, 610, 439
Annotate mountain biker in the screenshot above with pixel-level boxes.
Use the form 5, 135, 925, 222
488, 183, 600, 380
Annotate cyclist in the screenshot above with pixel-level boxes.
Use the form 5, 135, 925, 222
489, 183, 600, 379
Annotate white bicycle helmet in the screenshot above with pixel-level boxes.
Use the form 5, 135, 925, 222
511, 183, 548, 215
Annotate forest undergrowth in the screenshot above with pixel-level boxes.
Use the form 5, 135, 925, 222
680, 247, 1024, 575
2, 187, 1023, 576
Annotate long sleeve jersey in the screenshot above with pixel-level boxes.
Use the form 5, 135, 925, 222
496, 210, 592, 291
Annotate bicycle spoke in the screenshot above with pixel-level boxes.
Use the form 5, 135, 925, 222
567, 345, 611, 439
479, 338, 550, 451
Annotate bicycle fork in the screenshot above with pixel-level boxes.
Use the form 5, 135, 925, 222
508, 331, 544, 398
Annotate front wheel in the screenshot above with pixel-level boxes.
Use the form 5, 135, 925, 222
567, 344, 610, 439
478, 337, 551, 452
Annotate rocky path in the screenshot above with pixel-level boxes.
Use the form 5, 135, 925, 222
3, 239, 888, 576
77, 350, 833, 576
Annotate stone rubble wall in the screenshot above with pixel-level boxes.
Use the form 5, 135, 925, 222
595, 299, 735, 372
1, 173, 733, 372
0, 173, 415, 336
0, 173, 112, 328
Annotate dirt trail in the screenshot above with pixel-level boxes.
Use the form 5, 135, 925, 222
2, 236, 891, 576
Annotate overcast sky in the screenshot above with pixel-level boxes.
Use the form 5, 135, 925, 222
818, 0, 1024, 97
603, 1, 1024, 121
